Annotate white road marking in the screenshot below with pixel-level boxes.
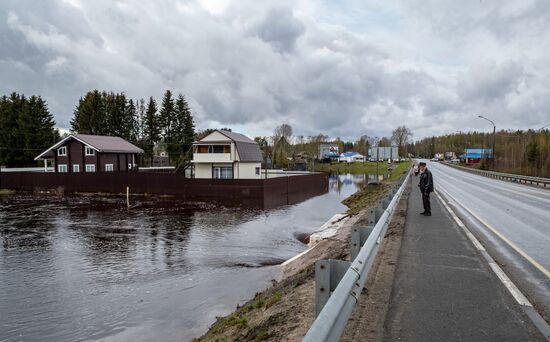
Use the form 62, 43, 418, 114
436, 187, 550, 279
434, 191, 533, 308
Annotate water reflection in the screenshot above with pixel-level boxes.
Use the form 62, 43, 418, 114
0, 174, 364, 341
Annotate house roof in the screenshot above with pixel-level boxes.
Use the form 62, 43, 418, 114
196, 130, 263, 162
341, 152, 364, 157
340, 152, 365, 158
35, 134, 144, 160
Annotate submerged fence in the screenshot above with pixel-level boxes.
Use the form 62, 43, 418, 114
303, 168, 411, 341
0, 171, 328, 209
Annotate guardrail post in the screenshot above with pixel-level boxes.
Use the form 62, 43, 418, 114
315, 259, 351, 316
382, 195, 391, 208
351, 224, 373, 261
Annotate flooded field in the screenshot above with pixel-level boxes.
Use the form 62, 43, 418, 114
0, 174, 368, 341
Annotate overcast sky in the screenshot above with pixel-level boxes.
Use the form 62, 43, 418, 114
1, 0, 550, 140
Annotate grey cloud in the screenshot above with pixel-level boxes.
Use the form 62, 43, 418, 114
458, 60, 525, 103
1, 0, 549, 140
251, 7, 305, 53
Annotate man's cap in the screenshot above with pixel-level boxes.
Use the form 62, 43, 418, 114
419, 162, 427, 166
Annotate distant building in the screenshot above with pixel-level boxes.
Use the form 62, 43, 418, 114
339, 152, 365, 163
152, 154, 170, 167
444, 152, 456, 160
192, 130, 263, 179
35, 134, 144, 173
319, 144, 340, 162
462, 148, 493, 165
368, 146, 399, 161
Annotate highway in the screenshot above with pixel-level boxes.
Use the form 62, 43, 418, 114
427, 161, 550, 322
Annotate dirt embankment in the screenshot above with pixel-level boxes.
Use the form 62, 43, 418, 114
192, 177, 410, 342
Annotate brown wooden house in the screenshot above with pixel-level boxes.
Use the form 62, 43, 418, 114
35, 134, 144, 173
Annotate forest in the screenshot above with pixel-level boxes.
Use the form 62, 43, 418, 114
0, 93, 59, 167
410, 130, 550, 177
0, 90, 195, 168
3, 90, 548, 178
71, 89, 195, 166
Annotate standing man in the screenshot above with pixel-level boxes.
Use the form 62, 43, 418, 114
418, 162, 434, 216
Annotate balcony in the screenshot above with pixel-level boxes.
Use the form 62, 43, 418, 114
192, 153, 232, 163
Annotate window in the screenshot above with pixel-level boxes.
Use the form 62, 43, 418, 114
197, 145, 230, 153
85, 146, 96, 156
85, 164, 96, 173
73, 164, 80, 173
58, 164, 67, 173
213, 166, 233, 179
208, 145, 226, 153
255, 167, 260, 176
58, 147, 67, 156
105, 164, 114, 172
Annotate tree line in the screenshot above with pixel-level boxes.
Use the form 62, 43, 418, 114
0, 93, 59, 167
71, 89, 196, 165
409, 130, 550, 177
254, 124, 412, 169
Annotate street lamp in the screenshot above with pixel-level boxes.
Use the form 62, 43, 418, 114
478, 115, 496, 171
538, 124, 550, 177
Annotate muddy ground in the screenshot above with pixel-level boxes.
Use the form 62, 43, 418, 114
192, 177, 411, 342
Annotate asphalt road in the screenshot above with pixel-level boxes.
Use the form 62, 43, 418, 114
383, 175, 545, 341
427, 161, 550, 323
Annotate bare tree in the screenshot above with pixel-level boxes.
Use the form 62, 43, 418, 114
272, 124, 293, 168
391, 125, 413, 156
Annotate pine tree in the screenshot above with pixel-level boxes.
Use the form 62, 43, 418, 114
135, 98, 146, 147
144, 96, 159, 160
0, 93, 58, 167
159, 90, 175, 140
124, 98, 137, 142
182, 97, 195, 158
173, 94, 195, 161
71, 90, 105, 134
159, 90, 176, 161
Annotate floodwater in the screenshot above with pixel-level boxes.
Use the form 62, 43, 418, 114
0, 174, 368, 341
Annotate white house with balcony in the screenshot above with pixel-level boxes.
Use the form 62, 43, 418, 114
192, 130, 264, 179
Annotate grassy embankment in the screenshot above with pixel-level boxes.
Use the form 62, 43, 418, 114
192, 161, 411, 342
0, 189, 16, 196
340, 161, 411, 215
314, 161, 395, 174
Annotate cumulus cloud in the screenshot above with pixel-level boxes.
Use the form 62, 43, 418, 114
1, 0, 550, 139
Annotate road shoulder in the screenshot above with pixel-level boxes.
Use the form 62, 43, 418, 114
382, 178, 545, 341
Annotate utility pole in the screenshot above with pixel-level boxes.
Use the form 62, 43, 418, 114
478, 115, 496, 171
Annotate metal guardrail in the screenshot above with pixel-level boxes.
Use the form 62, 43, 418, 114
443, 163, 550, 187
303, 168, 411, 342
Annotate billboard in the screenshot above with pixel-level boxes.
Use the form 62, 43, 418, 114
368, 147, 399, 160
319, 144, 340, 159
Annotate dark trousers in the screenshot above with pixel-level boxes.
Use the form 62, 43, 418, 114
422, 192, 431, 213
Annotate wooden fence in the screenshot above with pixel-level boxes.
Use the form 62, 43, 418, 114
0, 171, 328, 209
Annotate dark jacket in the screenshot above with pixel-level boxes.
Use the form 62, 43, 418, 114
418, 169, 434, 194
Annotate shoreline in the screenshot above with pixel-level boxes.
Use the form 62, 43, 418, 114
191, 174, 401, 341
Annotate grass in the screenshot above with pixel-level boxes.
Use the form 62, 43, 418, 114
193, 288, 288, 341
255, 329, 269, 341
265, 292, 282, 309
225, 314, 249, 328
341, 160, 411, 215
314, 160, 408, 175
0, 189, 16, 196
